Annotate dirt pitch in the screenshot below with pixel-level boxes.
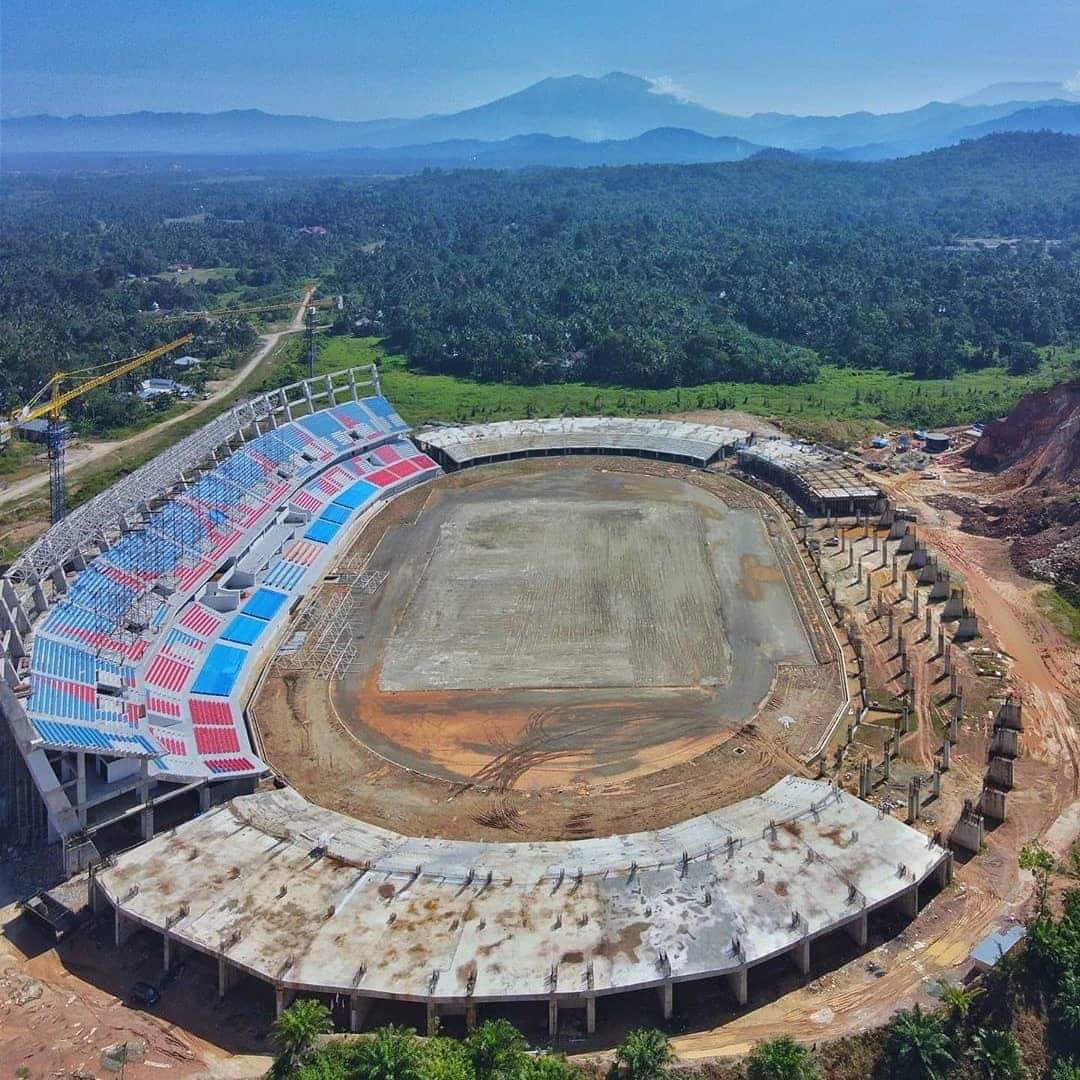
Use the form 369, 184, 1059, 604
254, 459, 847, 838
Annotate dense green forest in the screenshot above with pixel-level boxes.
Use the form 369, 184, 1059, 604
2, 132, 1079, 418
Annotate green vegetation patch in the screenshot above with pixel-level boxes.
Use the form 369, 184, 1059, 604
1036, 585, 1080, 643
311, 335, 1068, 434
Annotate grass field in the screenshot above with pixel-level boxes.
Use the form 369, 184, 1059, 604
1, 327, 1074, 565
310, 336, 1077, 441
153, 265, 235, 284
1036, 586, 1080, 643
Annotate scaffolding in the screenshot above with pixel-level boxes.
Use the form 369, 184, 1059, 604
272, 560, 387, 681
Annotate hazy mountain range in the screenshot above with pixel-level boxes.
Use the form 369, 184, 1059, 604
4, 72, 1080, 167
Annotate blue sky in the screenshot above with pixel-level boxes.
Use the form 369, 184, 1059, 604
2, 0, 1078, 119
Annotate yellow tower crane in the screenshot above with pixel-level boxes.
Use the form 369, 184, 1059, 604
1, 334, 194, 523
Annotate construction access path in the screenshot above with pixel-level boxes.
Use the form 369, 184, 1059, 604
0, 288, 314, 512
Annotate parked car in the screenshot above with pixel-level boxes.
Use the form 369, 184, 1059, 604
131, 981, 161, 1007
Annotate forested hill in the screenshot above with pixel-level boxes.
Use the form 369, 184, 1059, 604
324, 132, 1080, 385
2, 132, 1079, 403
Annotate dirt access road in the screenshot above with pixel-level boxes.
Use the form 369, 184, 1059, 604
0, 288, 314, 512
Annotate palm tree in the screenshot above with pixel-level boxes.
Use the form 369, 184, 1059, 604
884, 1005, 953, 1080
272, 998, 333, 1073
746, 1035, 820, 1080
351, 1025, 424, 1080
465, 1018, 527, 1080
969, 1027, 1026, 1079
615, 1028, 674, 1080
935, 978, 985, 1020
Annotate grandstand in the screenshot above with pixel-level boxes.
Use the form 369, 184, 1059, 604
96, 778, 950, 1036
418, 417, 748, 469
0, 366, 440, 870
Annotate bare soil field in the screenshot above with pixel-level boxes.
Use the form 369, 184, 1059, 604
254, 458, 845, 833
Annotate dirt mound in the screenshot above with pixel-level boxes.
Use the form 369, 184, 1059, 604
961, 379, 1079, 588
970, 379, 1080, 486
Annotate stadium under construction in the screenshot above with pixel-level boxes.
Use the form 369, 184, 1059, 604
1, 371, 946, 1037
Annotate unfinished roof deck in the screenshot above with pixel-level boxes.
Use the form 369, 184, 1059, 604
419, 418, 749, 468
738, 441, 881, 511
98, 777, 947, 1006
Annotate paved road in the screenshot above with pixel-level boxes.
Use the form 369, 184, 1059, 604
0, 288, 314, 510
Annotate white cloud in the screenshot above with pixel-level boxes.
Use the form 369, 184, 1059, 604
647, 75, 695, 102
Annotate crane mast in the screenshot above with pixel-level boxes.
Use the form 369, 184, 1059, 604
3, 334, 193, 523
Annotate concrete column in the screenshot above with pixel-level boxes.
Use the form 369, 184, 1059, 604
727, 967, 748, 1006
793, 937, 811, 975
586, 996, 596, 1035
163, 933, 171, 972
198, 785, 211, 813
940, 739, 951, 770
903, 883, 919, 919
548, 998, 559, 1039
901, 573, 908, 600
659, 981, 673, 1021
76, 753, 88, 828
141, 803, 154, 842
218, 955, 230, 999
114, 908, 127, 948
846, 909, 868, 947
351, 995, 371, 1033
925, 609, 932, 639
938, 856, 953, 888
949, 713, 959, 744
276, 987, 296, 1018
932, 768, 941, 798
426, 1000, 438, 1036
912, 589, 919, 617
891, 555, 898, 584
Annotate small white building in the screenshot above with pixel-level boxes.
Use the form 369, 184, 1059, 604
172, 355, 201, 370
138, 377, 193, 402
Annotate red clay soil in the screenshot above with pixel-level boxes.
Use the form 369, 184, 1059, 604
970, 378, 1079, 486
950, 379, 1080, 587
